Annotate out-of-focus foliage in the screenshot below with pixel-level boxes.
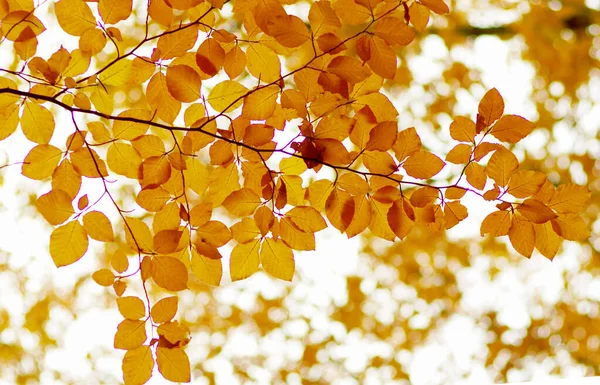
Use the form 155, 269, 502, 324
0, 0, 598, 383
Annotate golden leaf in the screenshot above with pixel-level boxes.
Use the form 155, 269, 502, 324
122, 346, 154, 385
151, 256, 188, 291
260, 238, 295, 281
150, 296, 178, 324
114, 319, 147, 350
50, 220, 89, 267
117, 296, 146, 320
230, 239, 261, 281
156, 347, 191, 383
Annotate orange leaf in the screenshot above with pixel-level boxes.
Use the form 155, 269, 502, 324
449, 116, 476, 143
480, 210, 511, 237
403, 150, 445, 179
366, 121, 397, 151
117, 296, 146, 320
547, 184, 591, 213
409, 186, 438, 208
551, 213, 591, 241
242, 85, 279, 120
507, 170, 546, 198
489, 115, 535, 143
508, 215, 535, 258
98, 0, 132, 24
156, 347, 190, 383
420, 0, 450, 14
387, 198, 415, 239
444, 201, 468, 229
445, 143, 471, 164
516, 199, 557, 224
222, 188, 262, 217
150, 296, 178, 324
166, 65, 201, 103
465, 162, 486, 190
369, 199, 396, 241
478, 88, 504, 128
83, 211, 115, 242
326, 188, 355, 232
392, 127, 421, 161
36, 189, 74, 225
114, 319, 146, 350
22, 144, 62, 180
485, 147, 518, 187
346, 195, 371, 238
196, 221, 232, 247
374, 16, 415, 47
279, 217, 316, 250
534, 222, 562, 260
122, 346, 154, 385
151, 256, 188, 291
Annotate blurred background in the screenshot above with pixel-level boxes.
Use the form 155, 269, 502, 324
0, 0, 599, 384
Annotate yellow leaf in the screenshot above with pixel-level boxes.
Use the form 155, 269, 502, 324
195, 221, 231, 247
166, 65, 201, 103
111, 249, 129, 273
2, 10, 45, 40
206, 162, 240, 207
98, 0, 131, 24
551, 213, 590, 241
478, 88, 504, 128
139, 156, 172, 189
306, 179, 334, 212
387, 198, 415, 239
190, 248, 222, 286
516, 199, 557, 224
107, 142, 142, 179
326, 188, 355, 232
308, 0, 341, 36
152, 256, 188, 291
136, 187, 171, 212
99, 58, 133, 87
345, 195, 371, 238
153, 229, 183, 254
369, 199, 395, 241
337, 173, 369, 196
114, 280, 127, 297
113, 109, 152, 140
242, 85, 279, 120
156, 26, 198, 60
279, 217, 316, 250
124, 217, 154, 253
50, 220, 88, 267
279, 156, 307, 176
444, 201, 468, 230
21, 101, 54, 144
224, 46, 246, 79
151, 296, 178, 324
122, 346, 154, 385
285, 207, 327, 234
534, 222, 562, 261
22, 144, 62, 180
445, 143, 472, 164
403, 150, 445, 179
117, 296, 146, 320
92, 268, 115, 286
230, 239, 261, 281
409, 186, 438, 208
260, 238, 294, 281
35, 189, 74, 225
79, 28, 107, 55
157, 321, 190, 345
547, 184, 591, 213
465, 162, 486, 190
55, 0, 95, 36
230, 218, 261, 244
114, 319, 147, 350
207, 80, 248, 112
408, 2, 429, 32
223, 188, 261, 217
489, 115, 535, 143
508, 214, 535, 258
83, 211, 115, 242
327, 56, 370, 84
156, 347, 191, 383
147, 72, 181, 123
188, 203, 212, 228
0, 104, 20, 140
445, 187, 466, 200
246, 43, 281, 83
71, 149, 108, 180
485, 147, 518, 187
507, 170, 546, 198
183, 158, 209, 196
